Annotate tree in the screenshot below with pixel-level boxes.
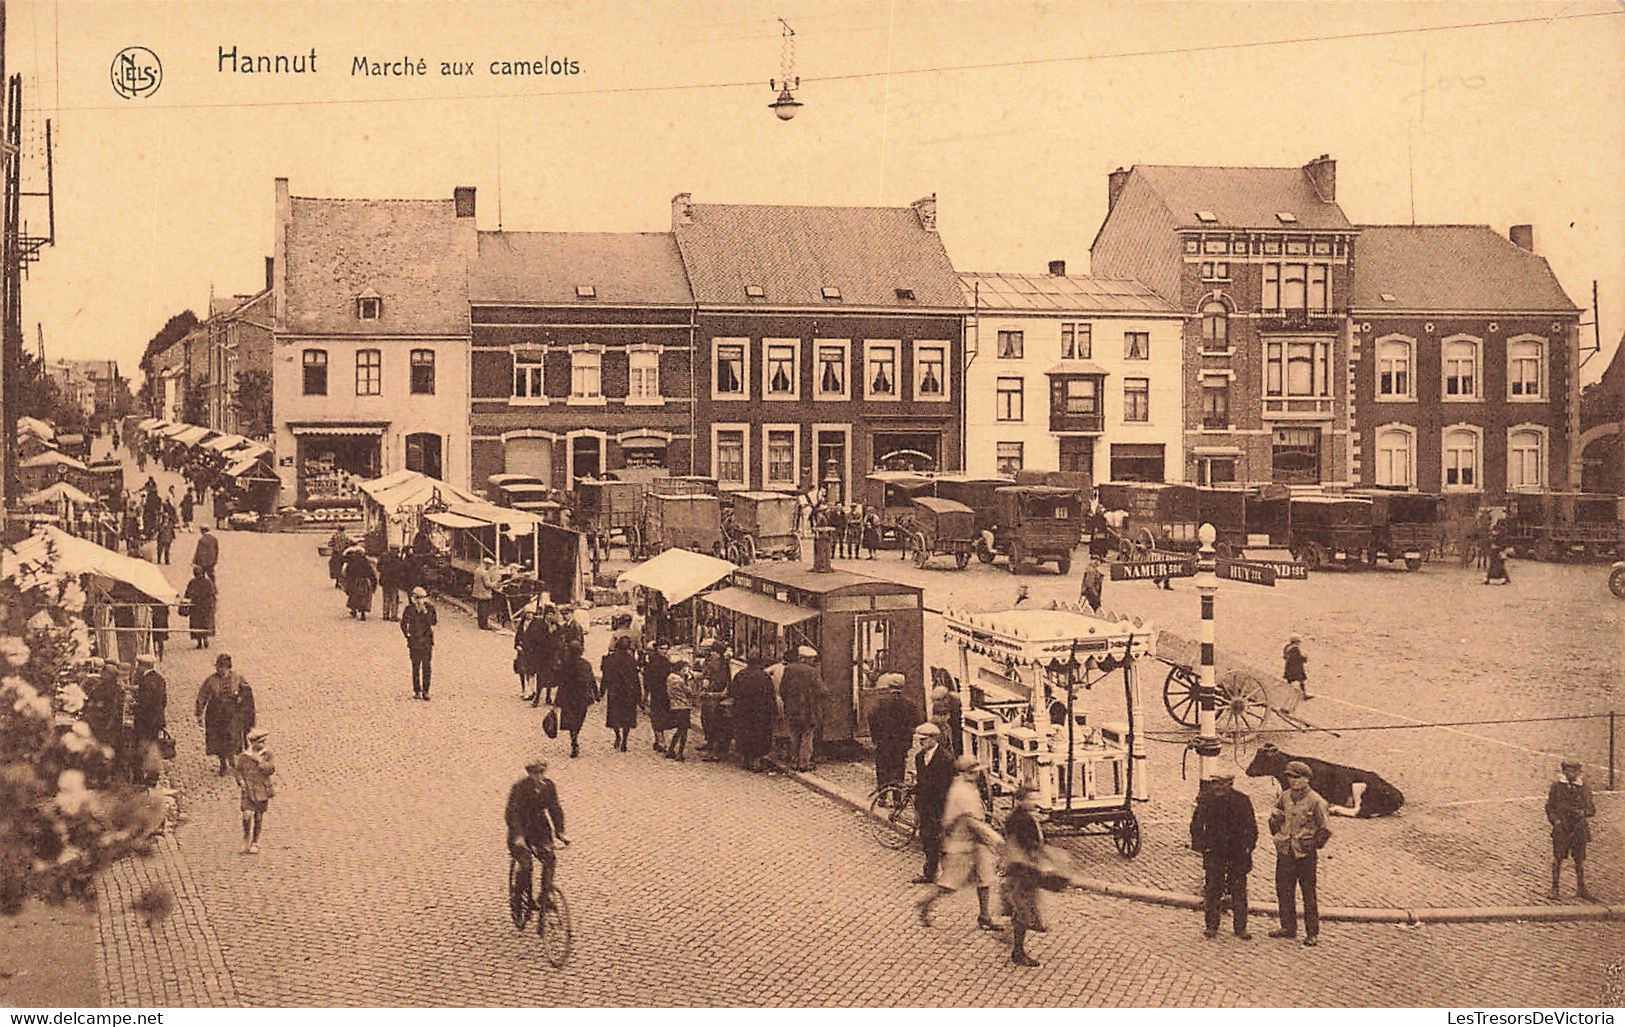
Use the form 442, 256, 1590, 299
139, 310, 198, 370
0, 548, 166, 916
14, 350, 65, 423
180, 378, 208, 426
232, 368, 273, 437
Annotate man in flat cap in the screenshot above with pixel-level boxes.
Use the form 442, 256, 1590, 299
1190, 772, 1258, 940
868, 673, 916, 790
1546, 758, 1596, 900
400, 586, 438, 700
779, 645, 825, 772
911, 722, 956, 885
1268, 760, 1330, 946
129, 653, 167, 786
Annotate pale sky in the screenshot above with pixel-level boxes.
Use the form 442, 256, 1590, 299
8, 0, 1623, 384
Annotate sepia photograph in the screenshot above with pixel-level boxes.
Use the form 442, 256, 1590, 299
0, 0, 1620, 1012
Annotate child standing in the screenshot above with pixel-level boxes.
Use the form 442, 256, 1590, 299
234, 727, 276, 855
1546, 758, 1596, 901
1283, 635, 1310, 700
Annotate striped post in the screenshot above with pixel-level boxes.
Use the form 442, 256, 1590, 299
1195, 523, 1221, 780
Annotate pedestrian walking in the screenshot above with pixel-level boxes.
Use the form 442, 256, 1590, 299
327, 528, 351, 590
378, 547, 404, 622
155, 514, 175, 565
916, 755, 1004, 931
731, 655, 777, 772
1190, 772, 1258, 940
342, 545, 377, 620
401, 587, 438, 700
129, 654, 167, 787
179, 489, 194, 530
149, 600, 170, 662
699, 640, 734, 760
779, 646, 825, 772
1002, 787, 1051, 967
1268, 760, 1330, 946
643, 639, 673, 753
555, 637, 597, 758
531, 606, 564, 708
602, 635, 640, 752
472, 557, 502, 629
1283, 635, 1310, 700
845, 504, 865, 559
869, 673, 916, 788
663, 661, 697, 761
194, 654, 255, 776
1485, 546, 1512, 585
1079, 556, 1105, 613
192, 525, 220, 584
861, 509, 882, 559
234, 727, 275, 855
911, 723, 956, 885
1547, 758, 1596, 900
183, 566, 217, 649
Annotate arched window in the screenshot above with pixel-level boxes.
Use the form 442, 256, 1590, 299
1442, 337, 1481, 400
1375, 336, 1413, 400
1373, 425, 1414, 488
1200, 301, 1229, 352
1507, 337, 1545, 399
1442, 425, 1482, 490
1507, 426, 1545, 491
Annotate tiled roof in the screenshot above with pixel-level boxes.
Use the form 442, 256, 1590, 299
1352, 225, 1577, 312
284, 196, 474, 335
673, 202, 963, 308
959, 272, 1179, 314
471, 232, 692, 306
1131, 165, 1351, 230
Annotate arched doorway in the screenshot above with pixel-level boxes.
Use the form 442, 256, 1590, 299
570, 434, 604, 485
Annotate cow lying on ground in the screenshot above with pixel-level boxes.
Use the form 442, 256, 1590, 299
1244, 743, 1405, 818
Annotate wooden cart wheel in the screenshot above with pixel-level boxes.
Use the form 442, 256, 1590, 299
1113, 810, 1142, 858
1162, 664, 1200, 727
911, 533, 930, 570
1115, 534, 1137, 561
975, 538, 995, 564
1610, 565, 1625, 599
1007, 542, 1023, 574
742, 534, 757, 566
1215, 541, 1236, 561
1404, 555, 1423, 572
1055, 553, 1071, 576
626, 524, 642, 560
1215, 669, 1270, 743
1137, 527, 1157, 556
954, 546, 970, 571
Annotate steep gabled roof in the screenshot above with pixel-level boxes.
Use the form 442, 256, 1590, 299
1128, 165, 1351, 230
959, 272, 1179, 315
283, 196, 474, 335
1351, 225, 1577, 313
471, 232, 692, 306
673, 202, 963, 309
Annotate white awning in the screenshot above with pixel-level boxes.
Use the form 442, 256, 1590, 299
21, 482, 98, 506
201, 433, 248, 452
424, 511, 488, 530
173, 426, 215, 446
288, 423, 387, 437
616, 548, 737, 606
21, 450, 87, 471
136, 418, 161, 430
2, 526, 180, 604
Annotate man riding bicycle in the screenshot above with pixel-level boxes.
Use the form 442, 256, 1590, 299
507, 757, 568, 908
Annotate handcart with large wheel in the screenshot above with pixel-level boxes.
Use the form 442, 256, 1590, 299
1157, 660, 1272, 743
722, 491, 802, 564
905, 496, 976, 570
942, 604, 1156, 856
574, 478, 645, 563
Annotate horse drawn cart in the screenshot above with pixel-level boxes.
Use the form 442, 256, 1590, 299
721, 491, 801, 564
575, 478, 646, 562
639, 491, 725, 559
904, 496, 976, 570
943, 604, 1154, 855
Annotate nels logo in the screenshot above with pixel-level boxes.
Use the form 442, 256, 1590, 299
111, 47, 162, 99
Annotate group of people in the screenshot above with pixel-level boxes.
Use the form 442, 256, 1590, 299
808, 500, 886, 559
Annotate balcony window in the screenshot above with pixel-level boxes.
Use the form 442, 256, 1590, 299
1266, 340, 1331, 398
1308, 264, 1329, 311
1443, 338, 1480, 400
409, 349, 435, 395
1060, 322, 1091, 359
1200, 303, 1228, 351
1262, 265, 1280, 310
302, 349, 328, 396
995, 442, 1024, 476
1123, 378, 1149, 422
1508, 338, 1544, 399
1201, 381, 1229, 429
996, 377, 1024, 422
1281, 264, 1307, 310
997, 330, 1024, 359
355, 349, 381, 396
1376, 337, 1413, 400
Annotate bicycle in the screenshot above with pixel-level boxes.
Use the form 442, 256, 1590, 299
507, 840, 573, 967
865, 782, 919, 850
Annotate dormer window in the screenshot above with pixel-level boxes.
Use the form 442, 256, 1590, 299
575, 285, 596, 299
1380, 293, 1397, 303
1195, 210, 1218, 223
895, 288, 916, 302
821, 286, 842, 300
1275, 211, 1298, 223
744, 284, 766, 299
356, 295, 382, 320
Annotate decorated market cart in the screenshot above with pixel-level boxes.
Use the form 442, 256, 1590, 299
942, 604, 1156, 856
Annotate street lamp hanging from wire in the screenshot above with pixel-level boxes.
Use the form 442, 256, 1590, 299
769, 18, 802, 121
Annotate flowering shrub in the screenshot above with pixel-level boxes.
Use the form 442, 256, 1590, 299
0, 555, 166, 916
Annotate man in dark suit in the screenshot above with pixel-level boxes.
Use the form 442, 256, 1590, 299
911, 722, 956, 884
506, 757, 568, 909
400, 586, 438, 700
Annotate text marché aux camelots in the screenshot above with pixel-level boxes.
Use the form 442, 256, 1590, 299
217, 48, 582, 78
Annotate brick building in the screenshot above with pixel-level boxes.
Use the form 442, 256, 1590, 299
1090, 157, 1357, 487
270, 179, 475, 507
203, 267, 274, 436
959, 264, 1183, 483
468, 231, 695, 490
1349, 224, 1580, 503
672, 194, 965, 501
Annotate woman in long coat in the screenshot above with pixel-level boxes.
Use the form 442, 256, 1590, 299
642, 640, 673, 752
731, 658, 777, 772
555, 638, 597, 759
183, 567, 216, 649
601, 635, 641, 752
343, 546, 378, 620
194, 656, 255, 775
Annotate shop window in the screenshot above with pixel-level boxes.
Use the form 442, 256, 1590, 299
410, 349, 435, 395
302, 349, 328, 396
1374, 426, 1414, 488
1123, 378, 1149, 422
1110, 443, 1165, 482
355, 349, 381, 396
1195, 456, 1237, 486
995, 442, 1024, 476
996, 378, 1024, 422
405, 432, 443, 480
1272, 427, 1321, 484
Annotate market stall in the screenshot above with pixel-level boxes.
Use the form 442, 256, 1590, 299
616, 547, 736, 643
693, 562, 924, 740
18, 449, 89, 494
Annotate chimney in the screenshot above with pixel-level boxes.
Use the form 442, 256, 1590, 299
1048, 260, 1067, 277
1108, 167, 1131, 213
671, 192, 694, 228
264, 255, 274, 295
1509, 224, 1534, 252
1303, 154, 1336, 202
453, 186, 476, 218
273, 177, 291, 325
911, 193, 938, 233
